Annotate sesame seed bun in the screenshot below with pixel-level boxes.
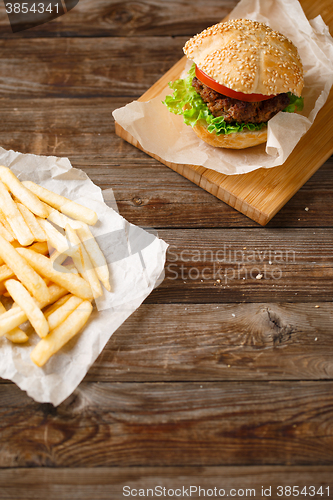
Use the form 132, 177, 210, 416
184, 19, 304, 97
193, 120, 267, 149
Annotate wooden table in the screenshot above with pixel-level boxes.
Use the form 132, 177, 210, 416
0, 1, 333, 498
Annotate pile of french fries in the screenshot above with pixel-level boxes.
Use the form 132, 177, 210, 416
0, 166, 111, 367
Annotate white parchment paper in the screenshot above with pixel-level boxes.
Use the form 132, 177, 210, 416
113, 0, 333, 175
0, 147, 168, 406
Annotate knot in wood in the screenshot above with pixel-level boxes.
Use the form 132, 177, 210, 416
265, 307, 294, 346
132, 196, 143, 206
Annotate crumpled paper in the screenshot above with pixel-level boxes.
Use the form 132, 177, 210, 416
0, 147, 168, 406
113, 0, 333, 175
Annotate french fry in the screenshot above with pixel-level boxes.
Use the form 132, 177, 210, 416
0, 308, 27, 337
50, 250, 62, 263
49, 250, 75, 275
21, 181, 66, 210
0, 301, 28, 344
17, 203, 47, 242
0, 166, 49, 218
43, 294, 71, 318
0, 264, 14, 282
0, 181, 34, 246
28, 241, 49, 256
0, 284, 67, 337
36, 217, 69, 253
45, 295, 83, 331
50, 249, 68, 264
4, 327, 29, 344
46, 207, 82, 230
0, 248, 48, 292
4, 279, 49, 338
66, 225, 103, 299
51, 256, 78, 273
22, 181, 98, 226
32, 200, 81, 231
77, 223, 111, 292
0, 220, 14, 242
16, 247, 94, 301
0, 172, 112, 365
0, 208, 16, 241
30, 300, 93, 367
0, 234, 50, 303
64, 264, 79, 274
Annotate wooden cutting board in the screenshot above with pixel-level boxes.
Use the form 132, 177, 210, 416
115, 0, 333, 226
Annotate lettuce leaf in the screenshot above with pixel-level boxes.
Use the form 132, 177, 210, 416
282, 92, 304, 113
163, 64, 303, 136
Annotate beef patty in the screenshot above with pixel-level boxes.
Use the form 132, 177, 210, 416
192, 77, 290, 124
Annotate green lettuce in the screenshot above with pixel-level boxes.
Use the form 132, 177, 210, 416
283, 92, 304, 113
163, 64, 304, 136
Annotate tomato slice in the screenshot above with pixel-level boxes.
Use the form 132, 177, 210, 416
195, 66, 275, 102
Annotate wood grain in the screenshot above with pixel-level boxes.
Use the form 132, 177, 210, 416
0, 0, 238, 38
1, 381, 333, 467
145, 228, 333, 303
0, 37, 185, 97
0, 97, 331, 228
117, 75, 333, 226
110, 157, 333, 229
1, 0, 333, 487
85, 302, 333, 382
0, 466, 332, 499
115, 0, 333, 225
1, 302, 332, 384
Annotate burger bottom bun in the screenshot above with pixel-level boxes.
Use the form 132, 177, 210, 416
193, 120, 267, 149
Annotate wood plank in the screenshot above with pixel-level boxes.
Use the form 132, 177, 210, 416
0, 97, 118, 156
115, 0, 333, 225
0, 37, 186, 97
1, 381, 333, 467
117, 85, 333, 226
2, 0, 332, 487
145, 228, 333, 304
0, 97, 332, 228
0, 466, 332, 499
109, 157, 333, 229
0, 0, 238, 38
85, 302, 333, 382
1, 302, 332, 384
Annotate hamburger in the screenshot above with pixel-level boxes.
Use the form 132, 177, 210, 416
164, 19, 304, 149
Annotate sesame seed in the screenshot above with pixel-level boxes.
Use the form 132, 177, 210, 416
183, 19, 303, 95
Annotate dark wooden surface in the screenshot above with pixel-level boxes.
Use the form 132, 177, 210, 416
0, 1, 333, 498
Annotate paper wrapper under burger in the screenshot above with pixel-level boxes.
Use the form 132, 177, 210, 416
0, 147, 168, 406
113, 0, 333, 176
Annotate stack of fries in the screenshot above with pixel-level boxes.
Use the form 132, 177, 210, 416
0, 166, 111, 367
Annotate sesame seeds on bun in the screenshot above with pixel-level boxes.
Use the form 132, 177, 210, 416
183, 19, 304, 97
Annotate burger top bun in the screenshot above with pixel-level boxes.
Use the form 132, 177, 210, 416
183, 19, 304, 97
